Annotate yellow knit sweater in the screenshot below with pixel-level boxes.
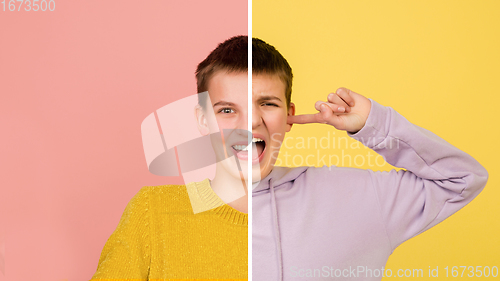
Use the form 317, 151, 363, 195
91, 179, 248, 280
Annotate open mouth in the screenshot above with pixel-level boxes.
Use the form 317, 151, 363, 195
231, 137, 266, 162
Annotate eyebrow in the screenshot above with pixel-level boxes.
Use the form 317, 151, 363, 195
256, 95, 282, 103
213, 101, 236, 107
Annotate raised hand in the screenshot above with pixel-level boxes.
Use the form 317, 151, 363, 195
287, 88, 371, 133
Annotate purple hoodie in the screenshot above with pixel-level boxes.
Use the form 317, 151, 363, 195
252, 99, 488, 281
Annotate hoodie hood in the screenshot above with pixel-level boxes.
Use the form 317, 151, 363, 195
252, 166, 309, 194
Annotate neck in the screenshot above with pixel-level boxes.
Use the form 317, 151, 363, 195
210, 164, 248, 213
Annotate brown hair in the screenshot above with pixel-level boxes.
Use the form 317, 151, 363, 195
195, 35, 293, 109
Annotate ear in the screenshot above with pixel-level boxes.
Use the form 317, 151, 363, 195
286, 102, 295, 132
194, 104, 210, 136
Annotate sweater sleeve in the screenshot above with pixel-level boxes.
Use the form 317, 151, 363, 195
90, 186, 152, 280
348, 99, 488, 251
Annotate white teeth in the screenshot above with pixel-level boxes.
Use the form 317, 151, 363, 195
232, 145, 249, 151
232, 138, 265, 152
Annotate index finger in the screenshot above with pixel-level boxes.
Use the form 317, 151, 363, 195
287, 114, 320, 124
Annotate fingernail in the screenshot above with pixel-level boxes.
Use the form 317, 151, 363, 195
350, 102, 355, 106
339, 107, 345, 112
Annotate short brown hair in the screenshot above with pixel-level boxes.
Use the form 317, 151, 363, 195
195, 35, 293, 109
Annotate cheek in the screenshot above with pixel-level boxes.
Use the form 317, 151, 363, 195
214, 117, 248, 137
212, 116, 234, 130
213, 117, 234, 130
204, 114, 219, 132
264, 112, 288, 138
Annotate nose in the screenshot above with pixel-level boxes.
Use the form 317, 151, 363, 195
238, 104, 248, 130
231, 106, 249, 140
252, 105, 263, 130
226, 104, 248, 140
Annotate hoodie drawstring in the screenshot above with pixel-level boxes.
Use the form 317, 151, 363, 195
269, 178, 283, 281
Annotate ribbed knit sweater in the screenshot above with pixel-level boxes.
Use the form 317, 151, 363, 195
91, 178, 248, 280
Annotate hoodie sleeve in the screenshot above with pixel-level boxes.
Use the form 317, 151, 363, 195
90, 186, 151, 280
348, 99, 488, 251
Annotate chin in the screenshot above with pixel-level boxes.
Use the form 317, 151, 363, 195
250, 165, 270, 184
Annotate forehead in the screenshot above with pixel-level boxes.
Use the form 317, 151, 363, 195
252, 73, 286, 101
206, 70, 248, 104
206, 71, 287, 103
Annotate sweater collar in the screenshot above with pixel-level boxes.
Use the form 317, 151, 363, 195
186, 179, 247, 226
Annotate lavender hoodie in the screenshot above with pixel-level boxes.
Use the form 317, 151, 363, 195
252, 99, 488, 281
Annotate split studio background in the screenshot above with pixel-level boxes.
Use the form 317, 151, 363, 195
0, 1, 246, 280
254, 0, 499, 279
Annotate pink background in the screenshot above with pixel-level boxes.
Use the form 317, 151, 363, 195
0, 1, 247, 280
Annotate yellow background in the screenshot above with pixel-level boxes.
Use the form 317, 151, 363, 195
254, 0, 499, 279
